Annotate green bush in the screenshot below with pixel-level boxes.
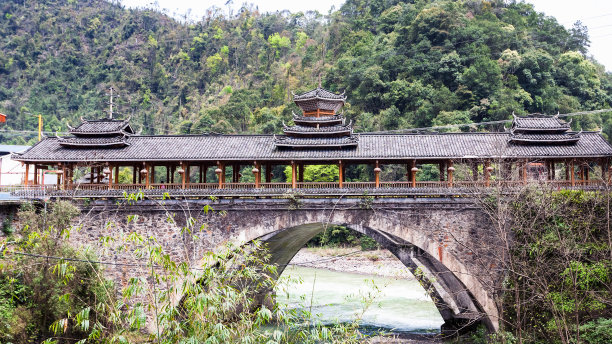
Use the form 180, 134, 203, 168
579, 318, 612, 344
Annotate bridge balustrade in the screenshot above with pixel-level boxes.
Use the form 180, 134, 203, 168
4, 178, 609, 199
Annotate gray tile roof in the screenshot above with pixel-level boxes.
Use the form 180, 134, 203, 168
14, 132, 612, 163
509, 132, 581, 144
293, 87, 346, 100
58, 136, 129, 147
512, 115, 570, 131
70, 119, 133, 135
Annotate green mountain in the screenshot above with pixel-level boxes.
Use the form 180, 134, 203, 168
0, 0, 611, 145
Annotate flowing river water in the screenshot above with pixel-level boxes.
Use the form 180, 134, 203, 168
276, 266, 444, 335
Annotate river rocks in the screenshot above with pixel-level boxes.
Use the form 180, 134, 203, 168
289, 247, 415, 279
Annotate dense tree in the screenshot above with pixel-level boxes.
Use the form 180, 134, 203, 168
0, 0, 610, 146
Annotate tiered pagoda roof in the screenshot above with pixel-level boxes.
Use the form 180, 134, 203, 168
58, 118, 134, 148
274, 87, 358, 148
509, 114, 580, 145
292, 87, 346, 113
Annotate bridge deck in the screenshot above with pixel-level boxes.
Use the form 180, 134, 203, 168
2, 180, 607, 199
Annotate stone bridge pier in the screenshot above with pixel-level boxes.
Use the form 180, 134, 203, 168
65, 197, 502, 334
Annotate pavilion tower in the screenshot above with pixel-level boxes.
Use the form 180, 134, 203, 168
274, 87, 358, 148
509, 113, 580, 145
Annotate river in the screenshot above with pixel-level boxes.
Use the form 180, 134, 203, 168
276, 266, 444, 335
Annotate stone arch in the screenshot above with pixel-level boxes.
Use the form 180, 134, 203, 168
235, 213, 497, 334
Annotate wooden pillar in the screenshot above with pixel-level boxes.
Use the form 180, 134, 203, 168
132, 166, 137, 184
601, 159, 608, 183
166, 165, 170, 184
180, 162, 187, 189
92, 167, 96, 184
439, 161, 446, 181
216, 162, 224, 189
411, 160, 417, 188
551, 161, 556, 180
338, 161, 344, 188
265, 163, 272, 183
253, 161, 261, 188
232, 164, 239, 183
145, 164, 150, 188
222, 165, 226, 184
69, 165, 74, 188
484, 160, 492, 187
291, 161, 297, 189
97, 167, 102, 183
202, 165, 207, 183
298, 163, 304, 183
24, 164, 29, 186
114, 165, 119, 185
33, 165, 38, 185
151, 164, 156, 184
108, 164, 113, 189
472, 162, 478, 181
522, 160, 528, 185
199, 164, 204, 183
448, 160, 455, 187
63, 165, 68, 190
374, 161, 381, 188
570, 160, 575, 187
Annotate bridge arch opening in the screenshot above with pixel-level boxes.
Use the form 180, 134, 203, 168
252, 222, 492, 336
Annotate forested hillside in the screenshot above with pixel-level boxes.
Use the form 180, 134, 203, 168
0, 0, 611, 145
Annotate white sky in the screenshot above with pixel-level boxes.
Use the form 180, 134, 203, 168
120, 0, 612, 71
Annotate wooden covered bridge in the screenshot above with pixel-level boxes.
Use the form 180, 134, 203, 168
12, 87, 612, 198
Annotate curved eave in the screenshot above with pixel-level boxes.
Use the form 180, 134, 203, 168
509, 139, 580, 145
274, 142, 359, 148
58, 142, 130, 148
283, 129, 352, 136
512, 128, 570, 133
293, 118, 344, 125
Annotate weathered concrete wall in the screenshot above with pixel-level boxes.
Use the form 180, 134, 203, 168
6, 196, 503, 333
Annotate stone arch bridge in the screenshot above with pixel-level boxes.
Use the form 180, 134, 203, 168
4, 196, 503, 334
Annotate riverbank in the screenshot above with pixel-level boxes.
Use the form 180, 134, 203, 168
289, 247, 414, 279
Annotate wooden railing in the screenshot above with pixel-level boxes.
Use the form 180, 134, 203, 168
3, 179, 609, 199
